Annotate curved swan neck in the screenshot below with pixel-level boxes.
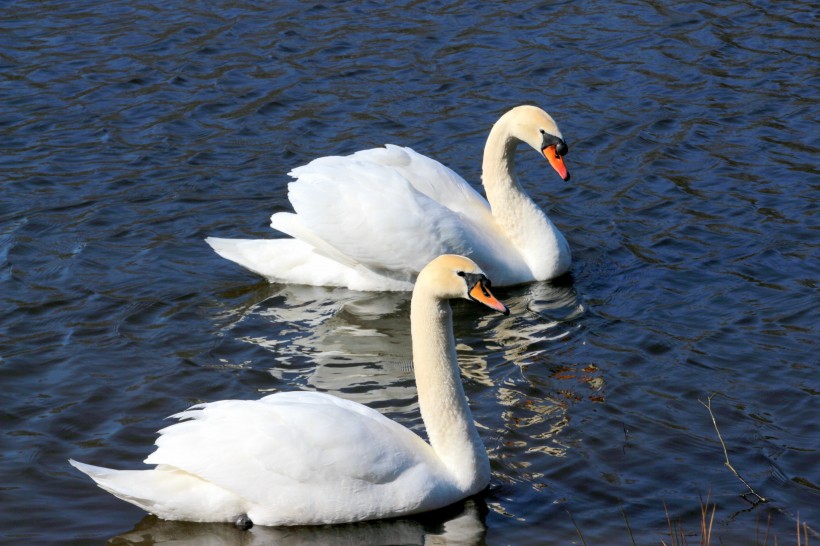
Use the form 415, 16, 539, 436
480, 111, 571, 280
410, 291, 489, 493
481, 112, 524, 201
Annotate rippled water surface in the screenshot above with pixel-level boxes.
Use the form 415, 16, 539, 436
1, 1, 817, 544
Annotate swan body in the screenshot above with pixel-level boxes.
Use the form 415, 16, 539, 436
207, 105, 571, 291
70, 255, 509, 526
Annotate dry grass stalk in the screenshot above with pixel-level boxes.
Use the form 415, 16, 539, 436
797, 513, 810, 546
699, 494, 716, 545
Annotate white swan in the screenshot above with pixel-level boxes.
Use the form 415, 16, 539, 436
70, 255, 509, 526
206, 105, 571, 291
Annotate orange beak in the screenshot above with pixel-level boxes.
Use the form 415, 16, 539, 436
468, 280, 509, 315
543, 144, 570, 181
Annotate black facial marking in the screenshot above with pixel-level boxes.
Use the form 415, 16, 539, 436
541, 133, 568, 156
463, 273, 493, 303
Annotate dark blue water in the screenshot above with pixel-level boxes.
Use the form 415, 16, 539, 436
1, 1, 817, 544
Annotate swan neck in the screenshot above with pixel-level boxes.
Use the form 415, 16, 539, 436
482, 120, 519, 201
480, 113, 571, 280
410, 292, 489, 493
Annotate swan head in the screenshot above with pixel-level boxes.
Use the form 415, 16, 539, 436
417, 255, 509, 315
505, 105, 570, 182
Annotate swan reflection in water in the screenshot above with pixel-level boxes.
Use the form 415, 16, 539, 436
213, 277, 599, 425
214, 282, 418, 413
108, 499, 487, 546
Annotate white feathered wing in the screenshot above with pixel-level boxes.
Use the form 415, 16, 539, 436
207, 145, 530, 290
70, 392, 461, 526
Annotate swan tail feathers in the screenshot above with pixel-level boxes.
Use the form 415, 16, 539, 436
205, 237, 408, 290
205, 236, 313, 281
69, 459, 241, 522
69, 459, 178, 516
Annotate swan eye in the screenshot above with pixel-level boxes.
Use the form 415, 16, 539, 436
456, 271, 465, 277
539, 128, 547, 135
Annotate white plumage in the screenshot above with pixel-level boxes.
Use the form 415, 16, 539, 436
70, 255, 510, 526
207, 105, 572, 291
72, 393, 449, 525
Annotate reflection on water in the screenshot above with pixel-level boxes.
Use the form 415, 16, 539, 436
109, 499, 486, 546
215, 283, 418, 413
491, 277, 586, 365
216, 277, 587, 379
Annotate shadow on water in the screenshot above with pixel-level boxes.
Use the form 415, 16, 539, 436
108, 498, 487, 546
